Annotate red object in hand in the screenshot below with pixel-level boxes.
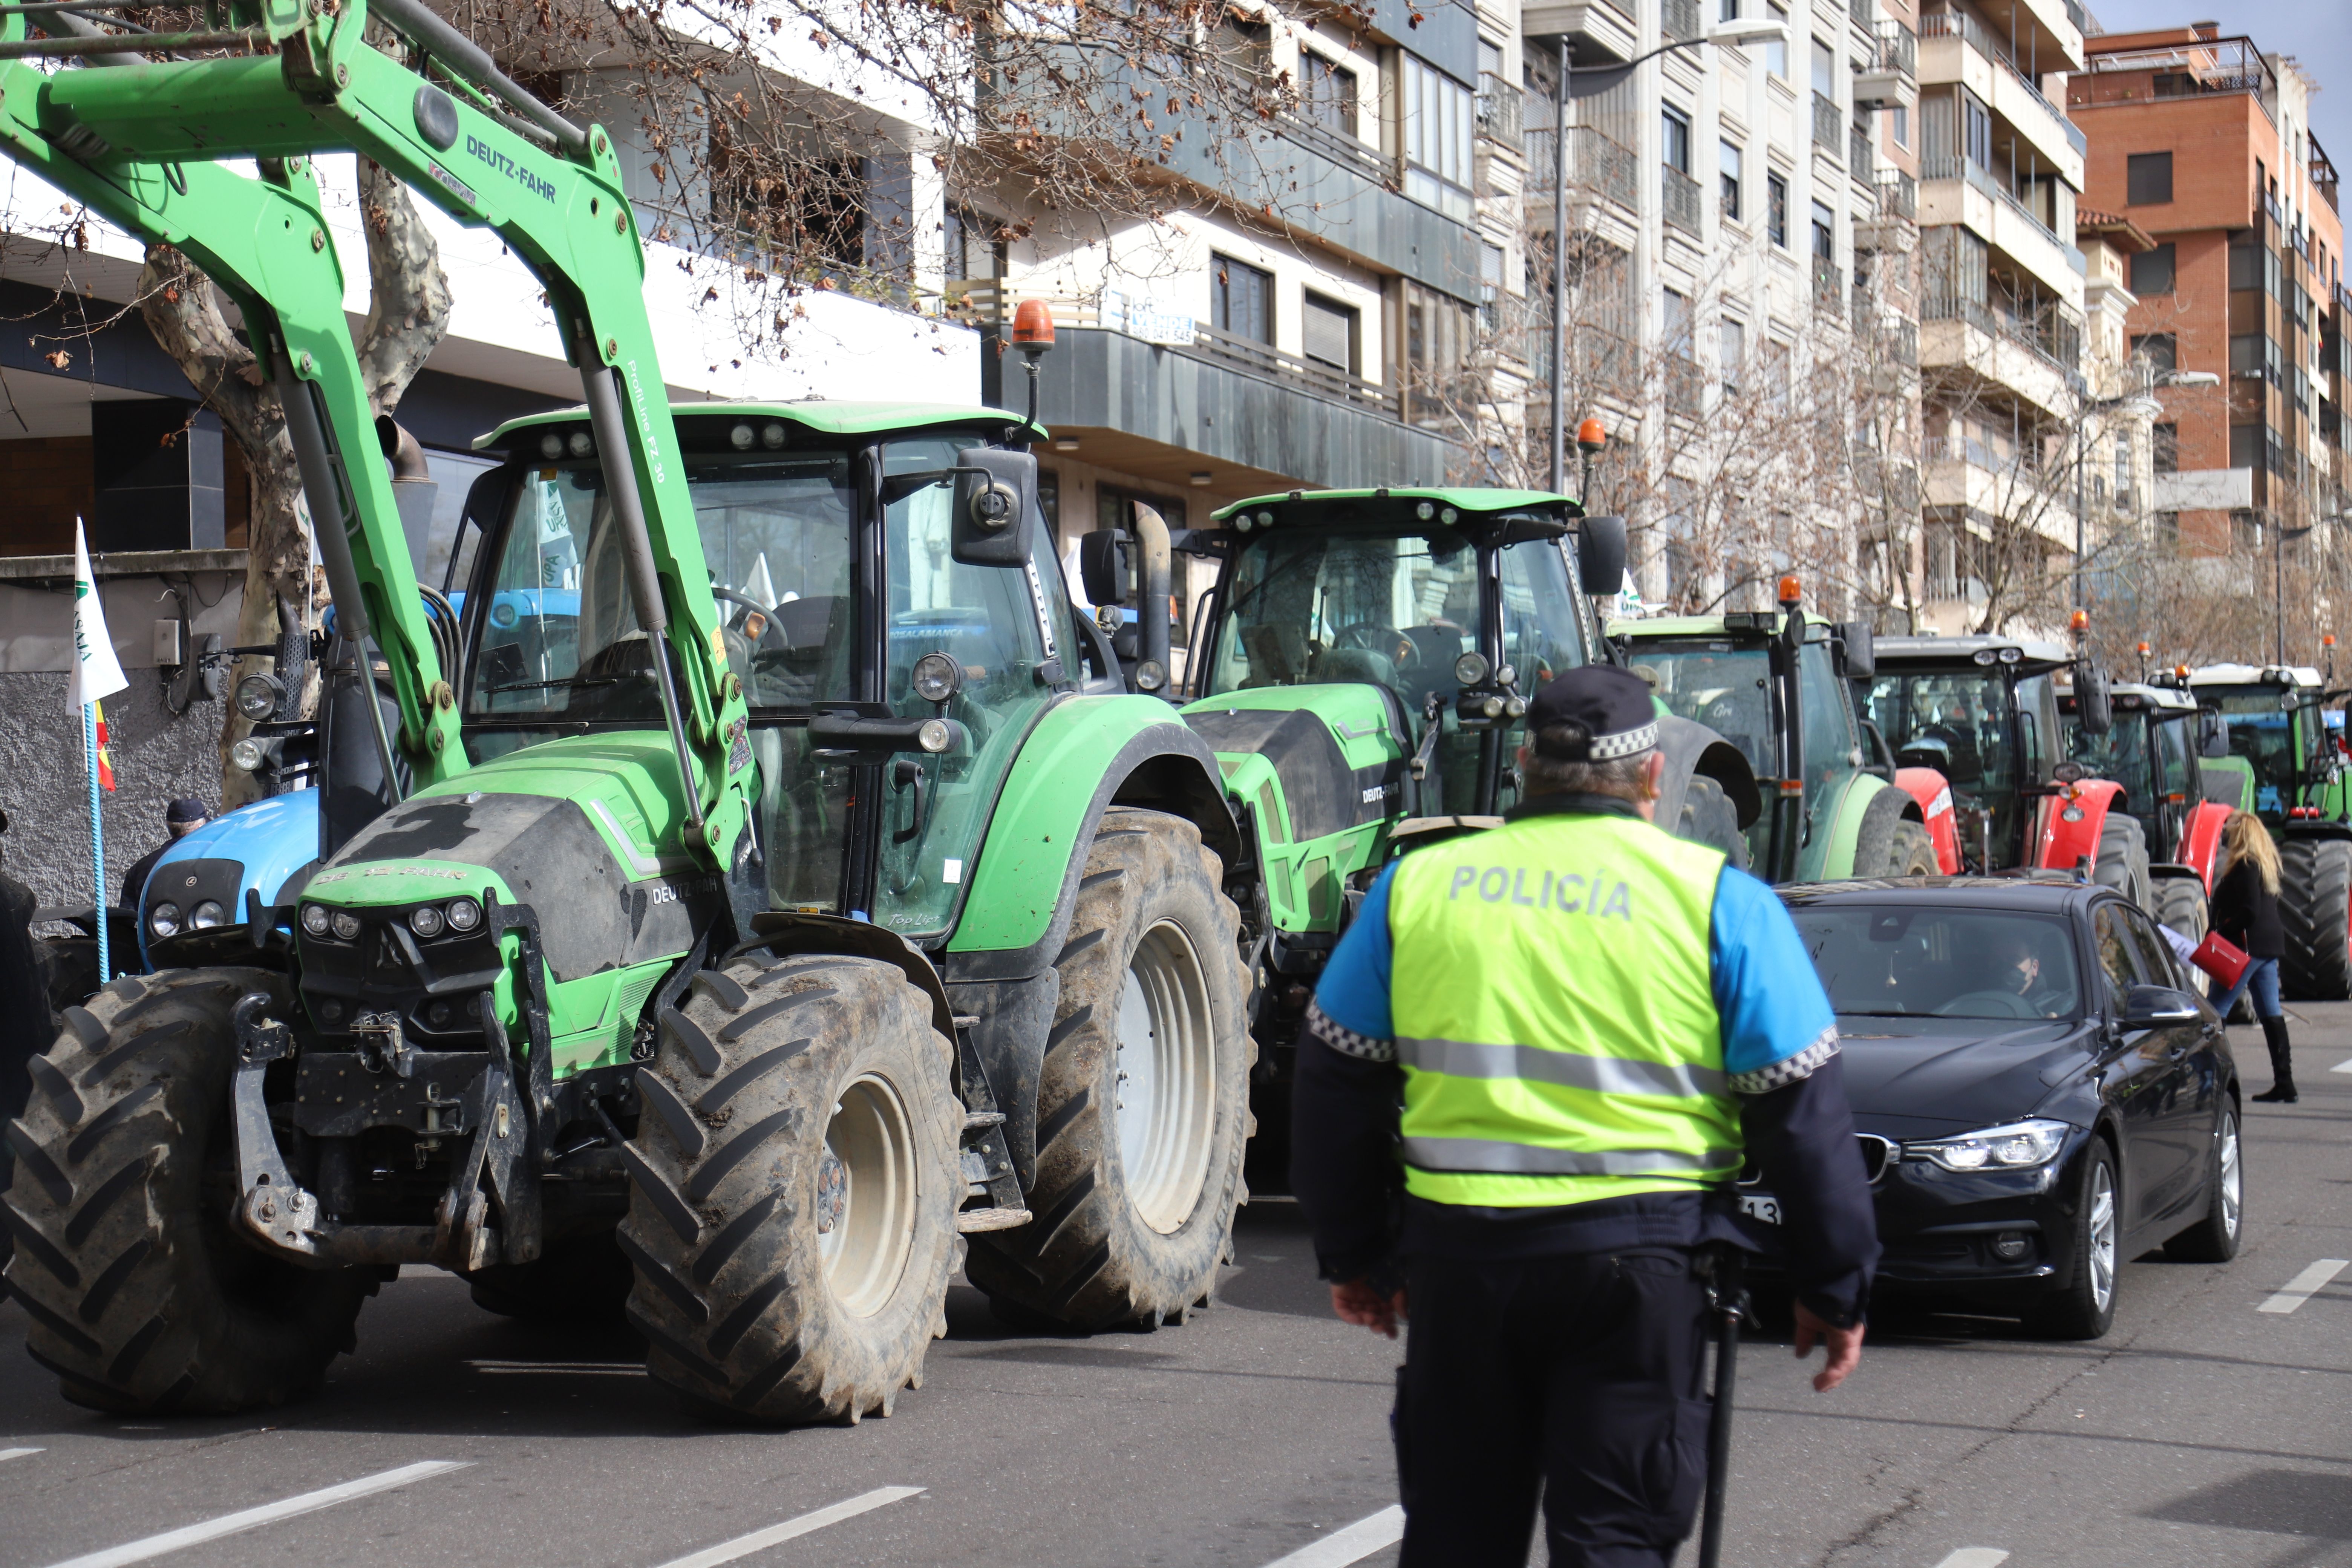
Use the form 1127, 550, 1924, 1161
2190, 930, 2249, 988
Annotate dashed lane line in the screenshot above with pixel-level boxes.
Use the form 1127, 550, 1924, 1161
1261, 1505, 1407, 1568
650, 1486, 926, 1568
1932, 1553, 2011, 1568
2331, 1056, 2352, 1074
2258, 1259, 2350, 1315
39, 1459, 469, 1568
1, 1447, 44, 1463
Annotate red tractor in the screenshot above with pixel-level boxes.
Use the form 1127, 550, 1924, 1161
2060, 680, 2233, 941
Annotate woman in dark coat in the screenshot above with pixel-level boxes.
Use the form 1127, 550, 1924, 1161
2209, 811, 2294, 1103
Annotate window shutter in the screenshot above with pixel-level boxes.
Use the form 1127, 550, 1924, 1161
1302, 294, 1355, 371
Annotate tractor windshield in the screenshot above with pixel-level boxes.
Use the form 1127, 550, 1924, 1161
1204, 528, 1483, 709
1629, 643, 1771, 773
2202, 689, 2311, 813
1863, 669, 2027, 867
2068, 709, 2154, 814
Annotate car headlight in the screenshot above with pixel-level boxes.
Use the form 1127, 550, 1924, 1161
189, 900, 226, 930
149, 902, 181, 938
1906, 1118, 2072, 1173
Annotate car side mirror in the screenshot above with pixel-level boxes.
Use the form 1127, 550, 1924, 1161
2121, 983, 2202, 1028
1576, 514, 1627, 595
951, 448, 1037, 568
1078, 529, 1134, 607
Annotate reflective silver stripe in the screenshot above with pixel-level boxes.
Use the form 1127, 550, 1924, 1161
1396, 1037, 1726, 1098
1402, 1138, 1741, 1176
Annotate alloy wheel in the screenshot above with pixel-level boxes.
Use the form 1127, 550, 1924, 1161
2087, 1161, 2118, 1312
2217, 1110, 2242, 1240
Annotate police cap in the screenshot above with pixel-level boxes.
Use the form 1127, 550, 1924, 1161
1525, 665, 1658, 762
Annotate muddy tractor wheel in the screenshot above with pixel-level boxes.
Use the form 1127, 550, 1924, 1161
967, 808, 1251, 1331
3, 970, 375, 1414
619, 954, 960, 1424
2090, 813, 2151, 912
2279, 837, 2352, 1001
1675, 775, 1750, 872
1853, 788, 1939, 879
2152, 875, 2208, 949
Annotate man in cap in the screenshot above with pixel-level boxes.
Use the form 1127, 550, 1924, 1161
1292, 663, 1880, 1566
120, 798, 211, 910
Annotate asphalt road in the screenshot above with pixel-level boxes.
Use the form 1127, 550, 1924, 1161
3, 1008, 2347, 1568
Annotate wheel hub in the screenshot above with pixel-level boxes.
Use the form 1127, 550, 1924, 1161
816, 1075, 917, 1318
1113, 920, 1218, 1235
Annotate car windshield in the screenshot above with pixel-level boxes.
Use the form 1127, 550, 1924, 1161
1790, 904, 2084, 1020
2203, 688, 2311, 812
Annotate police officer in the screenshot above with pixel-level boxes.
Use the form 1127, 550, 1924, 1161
1293, 664, 1880, 1566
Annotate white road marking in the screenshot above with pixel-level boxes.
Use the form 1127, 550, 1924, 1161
40, 1459, 469, 1568
2330, 1056, 2352, 1074
1932, 1553, 2010, 1568
463, 1360, 646, 1376
651, 1486, 926, 1568
1261, 1506, 1407, 1568
0, 1447, 44, 1463
2258, 1259, 2350, 1315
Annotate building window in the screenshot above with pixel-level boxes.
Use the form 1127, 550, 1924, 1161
1404, 281, 1477, 430
1767, 172, 1789, 247
2230, 333, 2265, 377
2156, 511, 2180, 553
1662, 104, 1693, 173
1302, 50, 1358, 138
1478, 241, 1505, 332
1663, 287, 1692, 354
1720, 140, 1743, 221
1302, 291, 1360, 374
1210, 253, 1273, 343
1764, 3, 1788, 76
2125, 151, 2173, 206
1890, 103, 1908, 148
2132, 332, 2176, 373
2228, 424, 2260, 469
1811, 199, 1835, 261
2130, 242, 2175, 295
945, 207, 1003, 281
1811, 37, 1834, 99
2153, 423, 2179, 473
1403, 58, 1476, 222
2113, 436, 2130, 495
1721, 317, 1747, 396
1720, 0, 1738, 18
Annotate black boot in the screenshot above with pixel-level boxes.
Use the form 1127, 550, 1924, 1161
2251, 1016, 2298, 1103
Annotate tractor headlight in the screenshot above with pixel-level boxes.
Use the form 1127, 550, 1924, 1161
149, 902, 182, 939
302, 903, 331, 936
539, 433, 563, 460
1415, 501, 1435, 520
1906, 1119, 2070, 1173
729, 422, 756, 450
1972, 648, 1998, 665
189, 900, 226, 930
1481, 694, 1506, 720
917, 718, 955, 753
410, 904, 446, 939
1454, 651, 1491, 686
233, 673, 281, 721
761, 423, 786, 449
329, 908, 363, 941
911, 651, 962, 704
446, 897, 482, 933
567, 430, 593, 458
230, 737, 266, 772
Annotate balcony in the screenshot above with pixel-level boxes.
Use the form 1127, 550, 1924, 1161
1663, 0, 1701, 42
1918, 294, 2080, 417
1919, 11, 2086, 176
1851, 122, 1874, 176
1855, 21, 1918, 111
1526, 125, 1639, 228
1520, 0, 1637, 67
1477, 74, 1523, 152
1851, 0, 1876, 23
1663, 165, 1704, 238
1814, 92, 1843, 158
1861, 169, 1918, 249
1919, 154, 2088, 297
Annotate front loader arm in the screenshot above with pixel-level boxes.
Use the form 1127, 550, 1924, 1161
0, 40, 467, 781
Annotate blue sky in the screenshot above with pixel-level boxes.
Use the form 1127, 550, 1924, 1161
2080, 1, 2352, 171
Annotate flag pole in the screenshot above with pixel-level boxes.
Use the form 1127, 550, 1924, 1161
84, 697, 107, 984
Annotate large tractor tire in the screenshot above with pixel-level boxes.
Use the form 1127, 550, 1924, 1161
620, 954, 961, 1424
1675, 775, 1750, 873
1852, 788, 1939, 879
2278, 837, 2352, 1000
2091, 813, 2151, 913
2153, 875, 2208, 950
3, 970, 375, 1413
966, 808, 1251, 1331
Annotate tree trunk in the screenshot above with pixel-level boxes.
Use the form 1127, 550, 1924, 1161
138, 158, 451, 810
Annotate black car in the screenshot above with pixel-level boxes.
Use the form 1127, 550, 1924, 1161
1764, 877, 2243, 1338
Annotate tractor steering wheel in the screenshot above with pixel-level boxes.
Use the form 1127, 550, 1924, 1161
1334, 622, 1419, 670
712, 586, 787, 653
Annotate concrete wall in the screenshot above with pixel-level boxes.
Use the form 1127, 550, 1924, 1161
0, 671, 228, 909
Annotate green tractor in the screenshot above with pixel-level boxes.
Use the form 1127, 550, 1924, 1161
2185, 663, 2352, 997
1115, 487, 1761, 1180
1611, 587, 1942, 883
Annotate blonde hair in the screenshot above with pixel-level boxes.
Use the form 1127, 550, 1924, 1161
2223, 811, 2281, 896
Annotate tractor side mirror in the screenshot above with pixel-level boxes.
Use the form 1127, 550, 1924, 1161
2076, 662, 2114, 736
1576, 515, 1627, 595
951, 448, 1037, 568
1078, 530, 1135, 607
2198, 710, 2228, 758
1838, 621, 1876, 681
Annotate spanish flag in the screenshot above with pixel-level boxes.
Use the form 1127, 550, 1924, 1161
92, 698, 116, 792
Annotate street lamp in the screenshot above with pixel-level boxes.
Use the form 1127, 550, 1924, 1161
1544, 18, 1789, 493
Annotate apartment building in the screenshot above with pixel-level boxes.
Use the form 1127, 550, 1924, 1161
2069, 23, 2346, 557
1909, 0, 2089, 637
1523, 0, 1920, 617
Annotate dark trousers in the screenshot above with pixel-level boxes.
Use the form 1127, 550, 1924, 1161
1395, 1247, 1713, 1568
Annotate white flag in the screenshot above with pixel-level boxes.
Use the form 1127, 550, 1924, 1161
67, 518, 127, 710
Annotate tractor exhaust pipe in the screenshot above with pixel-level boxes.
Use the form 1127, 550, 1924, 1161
1131, 502, 1173, 697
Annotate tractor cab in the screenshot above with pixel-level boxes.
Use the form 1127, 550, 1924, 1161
2184, 663, 2340, 822
2061, 680, 2226, 939
1863, 636, 2079, 874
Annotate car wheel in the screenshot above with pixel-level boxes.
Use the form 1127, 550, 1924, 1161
2164, 1102, 2243, 1263
2024, 1141, 2119, 1340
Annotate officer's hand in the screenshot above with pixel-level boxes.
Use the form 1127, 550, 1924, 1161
1330, 1279, 1408, 1339
1792, 1302, 1864, 1392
